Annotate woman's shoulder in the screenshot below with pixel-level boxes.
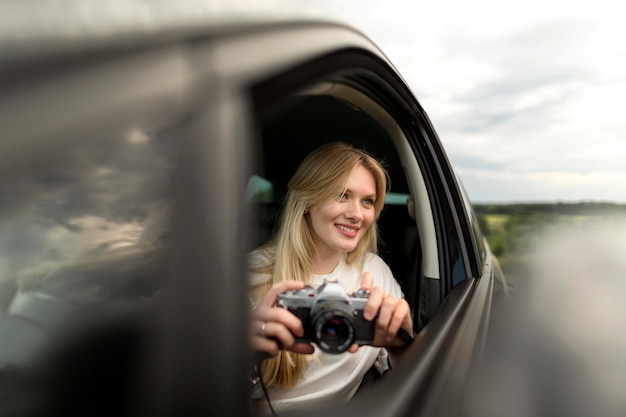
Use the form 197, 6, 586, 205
247, 246, 275, 288
363, 252, 400, 293
364, 252, 391, 271
247, 245, 275, 268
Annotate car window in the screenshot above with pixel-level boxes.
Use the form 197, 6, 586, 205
0, 122, 174, 366
252, 86, 426, 327
246, 175, 275, 203
455, 170, 486, 265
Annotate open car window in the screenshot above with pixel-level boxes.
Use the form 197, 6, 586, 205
250, 80, 439, 333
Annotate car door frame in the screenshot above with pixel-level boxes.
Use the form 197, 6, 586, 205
0, 16, 495, 417
199, 20, 495, 417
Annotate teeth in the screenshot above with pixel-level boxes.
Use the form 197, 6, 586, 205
337, 225, 357, 233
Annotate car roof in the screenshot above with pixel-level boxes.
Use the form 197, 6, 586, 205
0, 1, 365, 68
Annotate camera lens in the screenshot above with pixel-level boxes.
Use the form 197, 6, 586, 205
321, 317, 350, 339
311, 301, 356, 353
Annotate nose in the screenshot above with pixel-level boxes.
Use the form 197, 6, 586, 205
345, 200, 364, 222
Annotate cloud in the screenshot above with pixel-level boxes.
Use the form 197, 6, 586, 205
328, 0, 626, 202
0, 127, 171, 302
457, 167, 626, 203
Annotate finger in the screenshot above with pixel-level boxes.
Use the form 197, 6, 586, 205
363, 286, 384, 321
365, 293, 396, 342
360, 271, 374, 291
252, 307, 305, 337
347, 343, 359, 353
250, 326, 314, 356
291, 343, 315, 355
370, 294, 395, 343
258, 321, 300, 349
249, 319, 267, 338
384, 299, 411, 342
373, 297, 413, 346
259, 280, 305, 309
251, 335, 281, 357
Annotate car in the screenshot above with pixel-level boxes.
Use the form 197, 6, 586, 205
0, 3, 507, 417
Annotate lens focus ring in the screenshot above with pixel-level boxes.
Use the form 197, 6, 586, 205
310, 301, 356, 353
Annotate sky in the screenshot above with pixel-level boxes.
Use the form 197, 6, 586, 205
305, 0, 626, 203
3, 0, 624, 203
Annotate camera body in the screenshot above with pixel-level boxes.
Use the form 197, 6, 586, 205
276, 280, 374, 354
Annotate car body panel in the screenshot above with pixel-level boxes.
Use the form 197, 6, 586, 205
0, 4, 506, 417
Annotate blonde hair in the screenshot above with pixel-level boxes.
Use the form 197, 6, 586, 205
250, 142, 389, 388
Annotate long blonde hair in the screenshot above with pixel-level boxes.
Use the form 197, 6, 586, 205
250, 142, 389, 388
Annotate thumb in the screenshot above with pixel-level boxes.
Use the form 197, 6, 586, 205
360, 271, 373, 291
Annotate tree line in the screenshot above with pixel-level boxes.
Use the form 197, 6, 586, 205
473, 202, 626, 281
474, 201, 626, 217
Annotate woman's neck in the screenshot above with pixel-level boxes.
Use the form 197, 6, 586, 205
311, 251, 342, 275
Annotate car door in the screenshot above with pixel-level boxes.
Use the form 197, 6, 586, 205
218, 21, 499, 417
0, 19, 256, 417
0, 14, 499, 417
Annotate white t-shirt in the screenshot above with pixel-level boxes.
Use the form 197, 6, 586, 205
249, 252, 403, 414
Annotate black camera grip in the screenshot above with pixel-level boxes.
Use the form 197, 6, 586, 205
397, 328, 415, 345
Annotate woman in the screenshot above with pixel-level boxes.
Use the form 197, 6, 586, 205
249, 142, 413, 414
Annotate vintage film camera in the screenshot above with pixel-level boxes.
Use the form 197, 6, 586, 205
276, 280, 374, 354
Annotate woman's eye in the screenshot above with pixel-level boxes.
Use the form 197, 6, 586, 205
362, 199, 374, 206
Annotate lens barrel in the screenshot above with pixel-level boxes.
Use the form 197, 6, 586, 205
310, 301, 356, 353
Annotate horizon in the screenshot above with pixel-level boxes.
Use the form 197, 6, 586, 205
471, 199, 626, 206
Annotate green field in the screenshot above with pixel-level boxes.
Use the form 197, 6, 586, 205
474, 202, 626, 283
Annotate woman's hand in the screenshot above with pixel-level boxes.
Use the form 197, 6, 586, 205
250, 280, 316, 357
359, 272, 414, 349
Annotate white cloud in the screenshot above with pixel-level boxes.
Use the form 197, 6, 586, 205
155, 0, 626, 202
331, 0, 626, 202
457, 167, 626, 202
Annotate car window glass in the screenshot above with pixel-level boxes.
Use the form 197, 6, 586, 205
0, 124, 173, 368
246, 175, 275, 203
455, 171, 486, 264
385, 193, 410, 205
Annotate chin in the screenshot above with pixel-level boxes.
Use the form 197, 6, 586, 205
336, 244, 359, 253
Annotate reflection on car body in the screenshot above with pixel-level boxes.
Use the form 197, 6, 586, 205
0, 2, 508, 417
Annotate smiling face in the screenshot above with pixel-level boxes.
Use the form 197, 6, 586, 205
306, 164, 377, 270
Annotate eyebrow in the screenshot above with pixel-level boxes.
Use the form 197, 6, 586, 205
346, 189, 376, 200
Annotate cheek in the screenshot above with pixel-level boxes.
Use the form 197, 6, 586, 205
310, 203, 341, 222
362, 211, 376, 230
308, 207, 333, 232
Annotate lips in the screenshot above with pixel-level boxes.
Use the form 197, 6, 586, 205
335, 224, 359, 236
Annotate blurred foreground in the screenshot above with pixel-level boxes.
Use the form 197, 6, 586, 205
464, 220, 626, 416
